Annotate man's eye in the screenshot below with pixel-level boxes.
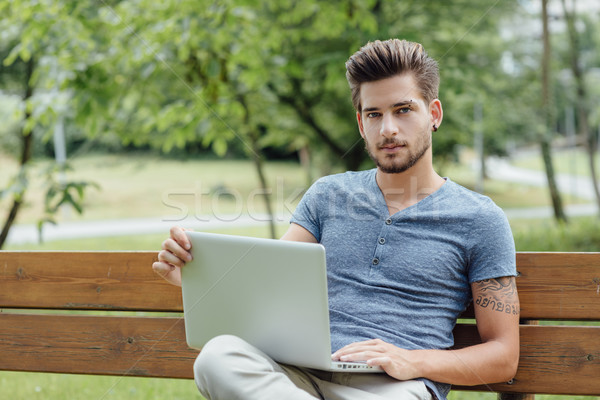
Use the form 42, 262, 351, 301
367, 112, 380, 118
397, 107, 411, 114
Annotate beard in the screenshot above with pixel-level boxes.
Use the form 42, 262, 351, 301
364, 131, 432, 174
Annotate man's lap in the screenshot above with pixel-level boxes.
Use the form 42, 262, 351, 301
193, 335, 432, 400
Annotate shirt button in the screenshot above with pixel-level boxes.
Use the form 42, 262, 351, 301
372, 258, 379, 265
378, 237, 386, 245
385, 218, 392, 225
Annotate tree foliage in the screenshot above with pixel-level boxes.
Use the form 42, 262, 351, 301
0, 1, 100, 248
16, 0, 524, 171
2, 0, 598, 243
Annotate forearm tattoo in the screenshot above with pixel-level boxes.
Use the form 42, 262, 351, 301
473, 277, 520, 315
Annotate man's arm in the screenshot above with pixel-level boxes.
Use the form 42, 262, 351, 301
280, 222, 318, 243
332, 276, 520, 385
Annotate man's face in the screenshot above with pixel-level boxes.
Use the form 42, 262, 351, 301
357, 74, 440, 174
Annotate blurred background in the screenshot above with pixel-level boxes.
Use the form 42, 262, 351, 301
1, 0, 599, 398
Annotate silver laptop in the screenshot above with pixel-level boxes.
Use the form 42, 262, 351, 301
181, 231, 383, 373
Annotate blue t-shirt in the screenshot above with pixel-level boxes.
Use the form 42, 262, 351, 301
290, 169, 516, 400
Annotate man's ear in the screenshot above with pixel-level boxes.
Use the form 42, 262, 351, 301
356, 111, 366, 139
430, 99, 443, 130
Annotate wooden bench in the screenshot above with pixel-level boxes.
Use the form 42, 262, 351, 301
1, 251, 599, 399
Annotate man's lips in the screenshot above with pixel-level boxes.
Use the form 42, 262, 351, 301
379, 142, 406, 151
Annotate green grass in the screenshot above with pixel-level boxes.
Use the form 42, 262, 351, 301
511, 216, 600, 252
2, 372, 597, 400
1, 153, 308, 225
0, 371, 202, 400
3, 152, 589, 231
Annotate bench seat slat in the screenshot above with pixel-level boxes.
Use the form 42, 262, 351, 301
0, 252, 183, 312
452, 324, 600, 395
0, 313, 197, 379
2, 314, 599, 395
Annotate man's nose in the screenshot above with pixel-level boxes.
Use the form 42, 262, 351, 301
379, 113, 397, 137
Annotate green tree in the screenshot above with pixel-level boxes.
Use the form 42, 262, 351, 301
2, 0, 543, 245
0, 1, 99, 248
560, 0, 600, 216
68, 0, 284, 237
540, 0, 568, 223
261, 0, 523, 174
79, 0, 523, 176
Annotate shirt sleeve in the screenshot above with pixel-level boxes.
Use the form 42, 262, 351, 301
289, 178, 325, 242
467, 201, 517, 283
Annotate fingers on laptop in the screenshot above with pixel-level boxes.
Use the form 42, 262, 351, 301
170, 226, 192, 251
158, 244, 188, 267
162, 227, 193, 262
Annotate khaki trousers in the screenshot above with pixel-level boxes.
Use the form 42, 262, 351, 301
193, 335, 433, 400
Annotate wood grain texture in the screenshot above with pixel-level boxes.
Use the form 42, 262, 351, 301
515, 252, 600, 320
0, 313, 197, 378
0, 251, 183, 311
3, 252, 599, 318
1, 315, 598, 394
1, 251, 599, 396
452, 324, 600, 395
458, 252, 600, 320
2, 252, 599, 318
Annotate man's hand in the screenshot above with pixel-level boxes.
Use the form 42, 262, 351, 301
331, 339, 422, 381
152, 226, 193, 287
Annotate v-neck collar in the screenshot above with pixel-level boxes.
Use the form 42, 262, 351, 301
367, 169, 450, 218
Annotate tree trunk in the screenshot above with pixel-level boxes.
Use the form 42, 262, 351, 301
561, 0, 600, 216
298, 146, 313, 187
249, 129, 277, 239
0, 58, 35, 249
540, 0, 568, 223
237, 94, 276, 239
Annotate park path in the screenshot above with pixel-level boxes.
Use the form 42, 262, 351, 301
485, 156, 599, 219
486, 157, 598, 202
6, 213, 285, 245
5, 159, 599, 245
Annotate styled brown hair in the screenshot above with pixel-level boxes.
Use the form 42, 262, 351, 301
345, 39, 440, 111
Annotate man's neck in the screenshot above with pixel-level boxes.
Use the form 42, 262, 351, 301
375, 167, 445, 216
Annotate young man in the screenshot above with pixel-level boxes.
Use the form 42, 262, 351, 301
153, 39, 520, 400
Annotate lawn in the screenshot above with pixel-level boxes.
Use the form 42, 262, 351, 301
2, 152, 586, 228
0, 371, 202, 400
1, 153, 309, 225
2, 370, 598, 400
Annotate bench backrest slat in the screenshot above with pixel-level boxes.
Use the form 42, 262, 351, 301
0, 252, 182, 312
2, 252, 599, 320
515, 252, 600, 320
